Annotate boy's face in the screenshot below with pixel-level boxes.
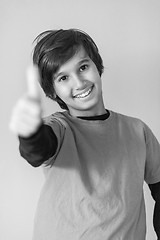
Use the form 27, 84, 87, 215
53, 47, 105, 117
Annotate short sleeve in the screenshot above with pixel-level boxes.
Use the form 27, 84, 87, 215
144, 123, 160, 184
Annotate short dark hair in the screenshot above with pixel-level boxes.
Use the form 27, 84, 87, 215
32, 29, 104, 110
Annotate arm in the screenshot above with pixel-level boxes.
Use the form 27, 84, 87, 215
19, 123, 58, 167
10, 66, 58, 167
149, 182, 160, 240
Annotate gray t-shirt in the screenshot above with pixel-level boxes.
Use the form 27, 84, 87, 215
32, 110, 160, 240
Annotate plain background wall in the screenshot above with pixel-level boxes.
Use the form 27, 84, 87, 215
0, 0, 160, 239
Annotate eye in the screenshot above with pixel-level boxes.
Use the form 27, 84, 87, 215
79, 64, 88, 72
59, 75, 68, 82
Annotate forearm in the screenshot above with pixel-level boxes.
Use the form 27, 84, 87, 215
19, 123, 58, 167
149, 182, 160, 239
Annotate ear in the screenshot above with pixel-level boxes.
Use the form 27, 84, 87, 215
53, 92, 57, 99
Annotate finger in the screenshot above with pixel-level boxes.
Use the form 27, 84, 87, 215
26, 65, 41, 101
16, 98, 42, 117
9, 110, 42, 136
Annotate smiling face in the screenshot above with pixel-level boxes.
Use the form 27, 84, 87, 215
53, 47, 105, 117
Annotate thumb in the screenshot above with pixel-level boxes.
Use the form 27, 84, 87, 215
26, 65, 41, 101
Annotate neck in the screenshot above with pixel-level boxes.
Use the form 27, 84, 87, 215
77, 109, 110, 121
69, 107, 106, 117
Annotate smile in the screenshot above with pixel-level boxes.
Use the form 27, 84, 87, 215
74, 86, 93, 99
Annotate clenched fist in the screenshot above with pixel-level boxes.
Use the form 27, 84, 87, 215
9, 65, 42, 138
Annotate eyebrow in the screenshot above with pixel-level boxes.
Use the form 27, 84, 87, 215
78, 58, 90, 65
54, 58, 90, 79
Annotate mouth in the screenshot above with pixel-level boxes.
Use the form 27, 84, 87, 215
73, 86, 94, 99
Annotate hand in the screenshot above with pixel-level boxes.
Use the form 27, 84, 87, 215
9, 65, 42, 138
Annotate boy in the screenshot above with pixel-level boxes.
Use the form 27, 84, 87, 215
10, 29, 160, 240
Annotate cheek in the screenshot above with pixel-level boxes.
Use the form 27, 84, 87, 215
55, 85, 71, 99
90, 66, 101, 80
92, 71, 101, 85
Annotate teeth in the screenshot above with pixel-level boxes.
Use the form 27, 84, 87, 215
75, 87, 92, 98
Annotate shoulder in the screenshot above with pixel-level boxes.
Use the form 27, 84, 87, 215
42, 111, 69, 128
111, 110, 145, 128
110, 110, 148, 139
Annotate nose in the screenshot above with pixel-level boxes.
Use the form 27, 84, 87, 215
72, 74, 86, 90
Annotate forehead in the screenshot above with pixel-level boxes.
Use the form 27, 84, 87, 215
55, 47, 90, 74
72, 46, 88, 60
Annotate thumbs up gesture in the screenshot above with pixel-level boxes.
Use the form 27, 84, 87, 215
9, 65, 42, 138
